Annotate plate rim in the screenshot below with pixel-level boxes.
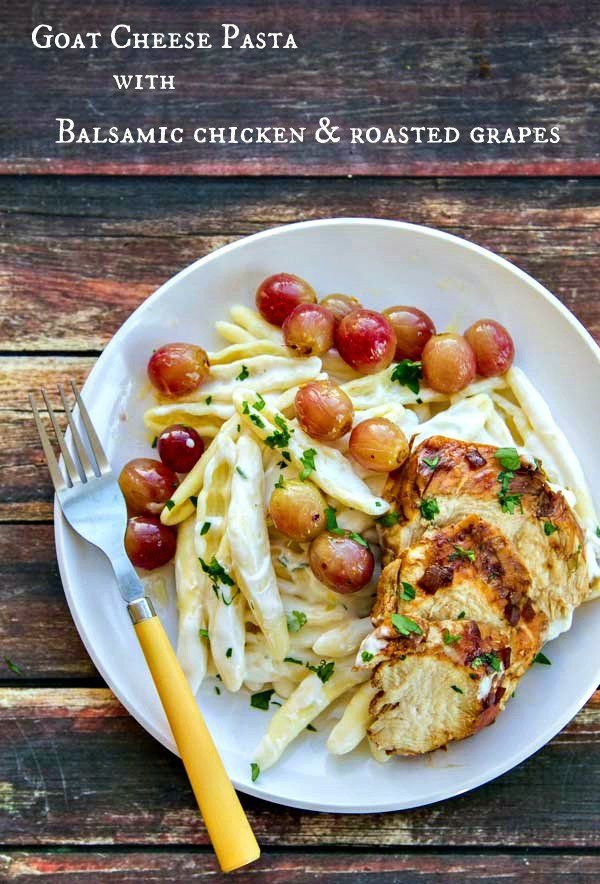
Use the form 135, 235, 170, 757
54, 217, 600, 813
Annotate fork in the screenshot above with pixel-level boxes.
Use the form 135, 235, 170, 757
30, 381, 260, 873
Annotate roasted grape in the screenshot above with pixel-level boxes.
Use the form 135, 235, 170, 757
465, 318, 515, 377
125, 516, 176, 570
349, 417, 409, 472
383, 305, 436, 360
309, 532, 374, 593
118, 458, 178, 516
147, 343, 210, 398
283, 303, 335, 356
157, 424, 204, 473
335, 309, 396, 374
320, 293, 361, 326
269, 479, 326, 541
422, 333, 477, 394
295, 379, 354, 441
255, 272, 316, 326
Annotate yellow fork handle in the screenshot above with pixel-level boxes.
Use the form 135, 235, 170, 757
130, 602, 260, 873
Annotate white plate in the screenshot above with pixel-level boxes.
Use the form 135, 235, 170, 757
55, 219, 600, 813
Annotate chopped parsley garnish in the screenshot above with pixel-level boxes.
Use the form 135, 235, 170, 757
199, 557, 235, 597
287, 610, 307, 633
274, 474, 285, 489
277, 460, 288, 470
299, 448, 317, 481
544, 521, 558, 536
533, 652, 552, 666
422, 455, 440, 471
391, 613, 423, 636
284, 656, 303, 665
451, 685, 464, 694
457, 611, 466, 620
391, 359, 423, 395
198, 628, 209, 640
242, 401, 250, 414
4, 656, 22, 676
222, 589, 240, 606
313, 660, 335, 683
377, 511, 399, 527
265, 415, 293, 449
200, 521, 211, 535
497, 470, 523, 514
236, 466, 248, 479
226, 647, 232, 658
325, 506, 343, 534
254, 393, 266, 411
164, 499, 175, 511
494, 447, 521, 471
282, 450, 291, 462
472, 652, 502, 672
419, 497, 440, 521
236, 364, 250, 381
349, 531, 369, 548
189, 495, 198, 508
399, 581, 416, 601
250, 413, 265, 429
250, 762, 260, 782
596, 526, 600, 539
361, 651, 374, 663
215, 686, 221, 695
250, 689, 275, 710
306, 724, 317, 732
443, 630, 462, 645
151, 436, 158, 449
206, 395, 213, 405
449, 545, 476, 563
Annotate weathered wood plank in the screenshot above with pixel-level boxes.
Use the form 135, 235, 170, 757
2, 1, 599, 174
0, 687, 598, 847
0, 525, 96, 679
1, 177, 600, 352
1, 850, 600, 882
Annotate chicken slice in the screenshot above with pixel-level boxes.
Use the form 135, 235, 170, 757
374, 515, 546, 673
381, 436, 588, 623
358, 617, 518, 756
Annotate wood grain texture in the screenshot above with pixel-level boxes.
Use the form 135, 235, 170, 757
2, 851, 600, 882
1, 1, 599, 174
0, 687, 598, 848
1, 177, 600, 352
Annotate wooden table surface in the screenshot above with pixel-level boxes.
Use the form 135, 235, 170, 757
2, 2, 600, 881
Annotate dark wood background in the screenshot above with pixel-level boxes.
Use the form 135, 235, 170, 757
2, 2, 600, 881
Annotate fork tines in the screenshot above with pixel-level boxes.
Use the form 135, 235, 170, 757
30, 380, 110, 492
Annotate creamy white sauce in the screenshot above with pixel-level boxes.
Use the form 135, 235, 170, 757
545, 609, 574, 642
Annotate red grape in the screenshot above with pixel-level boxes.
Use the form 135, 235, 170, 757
320, 293, 361, 326
125, 516, 176, 570
283, 303, 335, 356
335, 309, 396, 374
147, 343, 210, 398
295, 379, 354, 441
157, 424, 204, 473
422, 333, 476, 394
465, 319, 515, 377
309, 532, 374, 593
269, 480, 326, 541
383, 305, 436, 360
118, 458, 178, 516
349, 418, 409, 472
255, 273, 316, 326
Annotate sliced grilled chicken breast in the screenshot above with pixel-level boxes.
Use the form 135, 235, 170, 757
374, 515, 547, 672
381, 436, 588, 623
359, 617, 518, 756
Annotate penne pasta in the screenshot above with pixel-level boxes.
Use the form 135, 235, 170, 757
228, 435, 289, 661
208, 339, 286, 364
252, 661, 369, 771
160, 416, 239, 526
327, 681, 377, 755
175, 515, 209, 694
175, 354, 322, 402
312, 617, 373, 657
